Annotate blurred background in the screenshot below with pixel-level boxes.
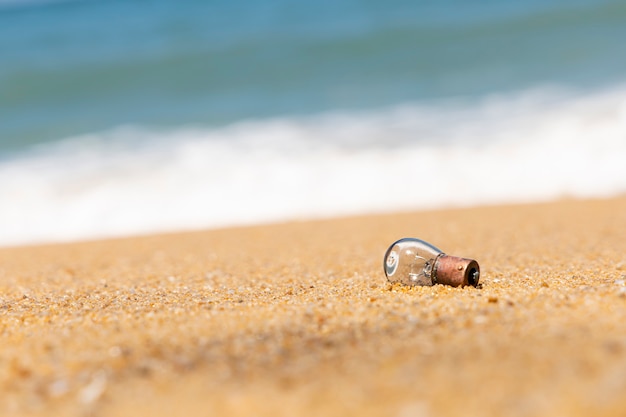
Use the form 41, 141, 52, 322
1, 0, 626, 246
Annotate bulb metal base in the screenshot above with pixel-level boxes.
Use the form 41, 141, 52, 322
434, 255, 480, 287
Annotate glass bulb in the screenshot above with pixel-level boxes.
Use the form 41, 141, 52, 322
384, 238, 480, 287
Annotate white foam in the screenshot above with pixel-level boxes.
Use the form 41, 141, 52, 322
2, 86, 626, 247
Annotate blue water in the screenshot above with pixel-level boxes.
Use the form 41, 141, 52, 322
3, 0, 626, 150
2, 0, 626, 246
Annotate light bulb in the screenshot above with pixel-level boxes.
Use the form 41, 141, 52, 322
384, 238, 480, 287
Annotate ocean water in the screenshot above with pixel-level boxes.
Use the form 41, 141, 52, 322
1, 0, 626, 246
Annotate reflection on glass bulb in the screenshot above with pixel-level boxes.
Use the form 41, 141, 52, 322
384, 238, 480, 287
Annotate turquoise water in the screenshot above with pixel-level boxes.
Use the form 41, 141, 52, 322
3, 0, 626, 151
2, 0, 626, 246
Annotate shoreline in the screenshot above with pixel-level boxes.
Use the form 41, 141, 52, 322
2, 196, 626, 416
3, 194, 624, 251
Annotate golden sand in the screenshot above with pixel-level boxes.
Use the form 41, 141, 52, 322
1, 197, 626, 416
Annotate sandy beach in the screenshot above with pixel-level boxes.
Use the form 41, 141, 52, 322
1, 197, 626, 417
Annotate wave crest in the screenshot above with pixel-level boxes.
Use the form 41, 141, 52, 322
2, 86, 626, 246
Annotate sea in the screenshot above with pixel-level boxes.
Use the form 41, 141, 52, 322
2, 0, 626, 247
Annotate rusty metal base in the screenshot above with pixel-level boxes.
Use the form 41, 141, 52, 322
434, 255, 480, 287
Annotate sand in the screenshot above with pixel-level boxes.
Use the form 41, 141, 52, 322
1, 197, 626, 417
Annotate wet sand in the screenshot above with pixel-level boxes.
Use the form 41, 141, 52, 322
1, 197, 626, 417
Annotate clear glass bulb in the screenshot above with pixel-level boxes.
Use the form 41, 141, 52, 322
384, 238, 480, 287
